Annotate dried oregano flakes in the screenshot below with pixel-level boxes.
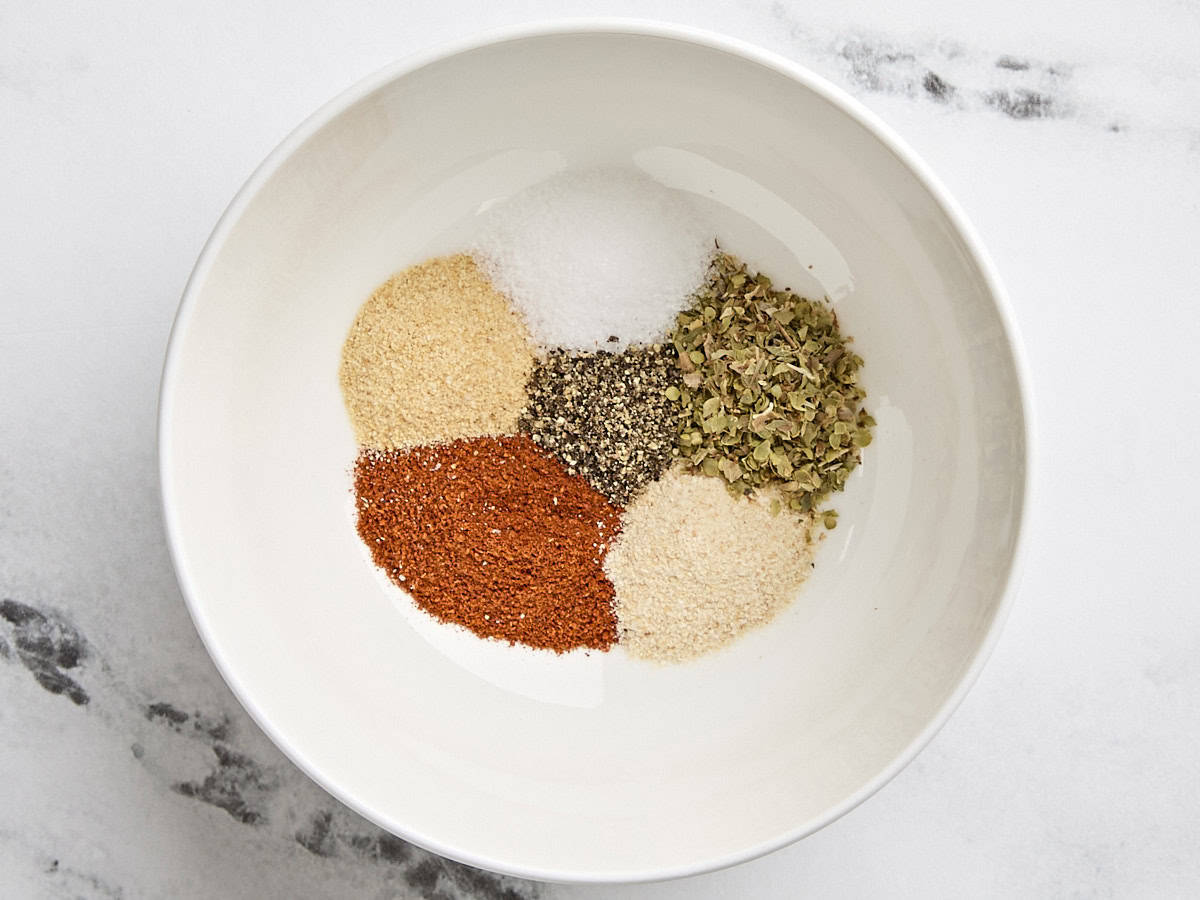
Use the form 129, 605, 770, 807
666, 252, 875, 520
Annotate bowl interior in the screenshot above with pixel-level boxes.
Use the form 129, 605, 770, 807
161, 28, 1027, 880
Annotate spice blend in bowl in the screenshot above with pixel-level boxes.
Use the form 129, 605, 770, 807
338, 175, 873, 661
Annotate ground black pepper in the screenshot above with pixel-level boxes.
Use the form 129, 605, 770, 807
518, 346, 678, 506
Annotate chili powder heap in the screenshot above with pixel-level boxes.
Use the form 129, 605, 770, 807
354, 435, 621, 652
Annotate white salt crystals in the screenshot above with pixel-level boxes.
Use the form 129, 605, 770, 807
472, 168, 713, 351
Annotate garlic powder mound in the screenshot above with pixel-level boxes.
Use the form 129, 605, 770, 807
605, 468, 817, 663
339, 254, 536, 450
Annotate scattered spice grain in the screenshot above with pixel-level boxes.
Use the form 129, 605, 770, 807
339, 254, 535, 450
354, 435, 621, 653
519, 346, 678, 506
604, 468, 816, 663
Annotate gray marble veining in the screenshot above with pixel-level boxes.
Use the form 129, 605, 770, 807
0, 597, 537, 899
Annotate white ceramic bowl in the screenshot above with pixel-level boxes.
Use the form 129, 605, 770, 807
159, 21, 1032, 883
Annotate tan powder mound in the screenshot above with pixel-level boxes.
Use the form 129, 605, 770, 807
339, 254, 535, 450
605, 468, 817, 663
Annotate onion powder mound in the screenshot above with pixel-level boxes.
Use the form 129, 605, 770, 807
605, 467, 817, 663
471, 167, 713, 351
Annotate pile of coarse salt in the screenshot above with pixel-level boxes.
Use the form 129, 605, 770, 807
471, 168, 713, 351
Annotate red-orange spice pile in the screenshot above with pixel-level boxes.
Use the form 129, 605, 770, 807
354, 435, 622, 652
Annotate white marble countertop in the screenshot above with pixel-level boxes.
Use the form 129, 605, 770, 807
3, 1, 1199, 897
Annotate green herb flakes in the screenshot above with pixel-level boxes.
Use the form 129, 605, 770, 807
666, 253, 874, 521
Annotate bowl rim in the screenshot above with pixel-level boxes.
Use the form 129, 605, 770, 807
158, 18, 1036, 885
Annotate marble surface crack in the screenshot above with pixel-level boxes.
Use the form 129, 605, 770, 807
0, 598, 91, 706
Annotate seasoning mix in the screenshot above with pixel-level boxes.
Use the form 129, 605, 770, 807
339, 169, 874, 663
